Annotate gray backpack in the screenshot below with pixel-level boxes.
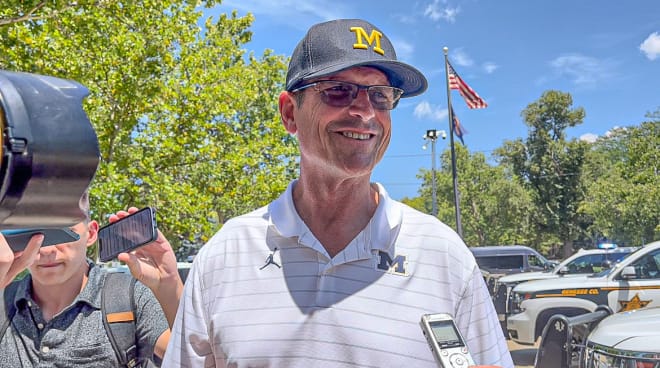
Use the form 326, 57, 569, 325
1, 271, 141, 367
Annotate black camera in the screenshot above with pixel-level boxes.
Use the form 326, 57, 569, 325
0, 69, 100, 229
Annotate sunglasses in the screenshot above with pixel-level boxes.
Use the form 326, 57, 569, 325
291, 80, 404, 111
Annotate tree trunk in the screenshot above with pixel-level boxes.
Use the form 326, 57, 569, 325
562, 239, 574, 259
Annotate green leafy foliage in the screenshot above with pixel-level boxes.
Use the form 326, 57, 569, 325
408, 92, 657, 257
404, 145, 535, 247
1, 1, 298, 252
580, 118, 660, 245
496, 91, 589, 257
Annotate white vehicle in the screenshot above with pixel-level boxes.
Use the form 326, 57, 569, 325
582, 307, 660, 367
470, 244, 557, 298
507, 240, 660, 345
492, 246, 636, 324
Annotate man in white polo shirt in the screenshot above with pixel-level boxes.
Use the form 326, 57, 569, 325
163, 18, 513, 368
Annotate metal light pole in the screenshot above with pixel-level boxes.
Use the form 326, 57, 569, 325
423, 129, 446, 217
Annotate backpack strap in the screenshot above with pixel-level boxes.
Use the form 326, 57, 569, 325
0, 282, 20, 343
102, 271, 138, 368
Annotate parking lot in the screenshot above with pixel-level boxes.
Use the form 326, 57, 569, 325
508, 339, 538, 368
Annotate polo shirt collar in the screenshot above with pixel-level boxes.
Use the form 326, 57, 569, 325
12, 259, 105, 311
268, 180, 403, 258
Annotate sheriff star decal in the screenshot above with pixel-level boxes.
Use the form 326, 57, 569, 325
618, 293, 651, 312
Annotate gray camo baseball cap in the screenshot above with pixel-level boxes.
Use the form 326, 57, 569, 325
286, 19, 428, 98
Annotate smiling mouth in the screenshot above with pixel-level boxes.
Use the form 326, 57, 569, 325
39, 263, 61, 268
341, 131, 371, 140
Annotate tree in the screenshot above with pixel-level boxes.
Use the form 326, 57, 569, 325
1, 1, 299, 250
0, 1, 75, 27
405, 145, 535, 247
496, 91, 589, 257
580, 112, 660, 246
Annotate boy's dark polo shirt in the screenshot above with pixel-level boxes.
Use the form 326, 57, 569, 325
0, 260, 168, 367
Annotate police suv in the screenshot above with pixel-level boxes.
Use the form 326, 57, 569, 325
507, 240, 660, 345
470, 245, 557, 295
492, 245, 636, 326
582, 306, 660, 367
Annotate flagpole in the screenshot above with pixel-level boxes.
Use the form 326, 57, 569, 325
443, 47, 463, 238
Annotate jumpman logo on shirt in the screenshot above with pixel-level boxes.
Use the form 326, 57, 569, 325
260, 247, 281, 269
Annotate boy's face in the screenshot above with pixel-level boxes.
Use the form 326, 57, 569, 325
28, 220, 99, 286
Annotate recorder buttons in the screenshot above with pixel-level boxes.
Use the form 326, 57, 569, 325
449, 353, 469, 368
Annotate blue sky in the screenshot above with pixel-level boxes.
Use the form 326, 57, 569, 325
209, 1, 660, 200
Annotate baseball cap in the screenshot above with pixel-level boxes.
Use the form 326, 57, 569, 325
286, 19, 428, 98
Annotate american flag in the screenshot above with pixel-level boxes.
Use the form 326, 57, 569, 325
450, 104, 465, 145
447, 61, 488, 109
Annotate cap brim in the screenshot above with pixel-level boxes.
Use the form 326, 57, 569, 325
290, 60, 428, 98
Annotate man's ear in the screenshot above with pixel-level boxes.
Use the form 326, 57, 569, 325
279, 91, 297, 134
86, 220, 99, 248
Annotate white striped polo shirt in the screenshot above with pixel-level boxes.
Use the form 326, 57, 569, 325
163, 181, 513, 368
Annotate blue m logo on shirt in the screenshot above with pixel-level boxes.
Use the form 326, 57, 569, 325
376, 251, 408, 276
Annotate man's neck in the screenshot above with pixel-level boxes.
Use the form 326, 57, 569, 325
31, 264, 90, 322
292, 179, 379, 258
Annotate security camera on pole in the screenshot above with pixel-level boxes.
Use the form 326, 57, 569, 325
422, 129, 446, 217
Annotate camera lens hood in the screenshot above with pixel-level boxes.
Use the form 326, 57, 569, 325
0, 70, 100, 229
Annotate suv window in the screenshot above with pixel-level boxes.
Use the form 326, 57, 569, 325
605, 251, 632, 265
528, 254, 545, 268
567, 254, 603, 273
476, 255, 524, 269
628, 250, 660, 279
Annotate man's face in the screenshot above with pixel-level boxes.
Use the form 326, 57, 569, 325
281, 67, 393, 180
28, 220, 98, 286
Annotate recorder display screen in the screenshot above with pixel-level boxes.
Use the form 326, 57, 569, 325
430, 320, 463, 348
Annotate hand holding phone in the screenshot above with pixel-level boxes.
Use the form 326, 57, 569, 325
98, 207, 158, 262
420, 313, 475, 368
1, 232, 43, 288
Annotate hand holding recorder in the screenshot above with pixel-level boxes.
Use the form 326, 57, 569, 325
420, 313, 502, 368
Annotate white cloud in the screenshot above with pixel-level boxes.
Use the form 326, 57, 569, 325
549, 53, 615, 86
450, 48, 473, 67
580, 126, 625, 143
579, 133, 598, 143
424, 0, 460, 23
414, 101, 448, 121
483, 62, 499, 74
640, 32, 660, 60
604, 126, 624, 137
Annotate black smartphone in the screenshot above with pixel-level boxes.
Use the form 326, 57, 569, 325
2, 228, 81, 252
98, 207, 158, 262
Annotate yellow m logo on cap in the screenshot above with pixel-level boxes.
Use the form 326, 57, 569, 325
350, 27, 385, 55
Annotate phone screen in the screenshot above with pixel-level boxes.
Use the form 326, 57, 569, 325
98, 207, 157, 262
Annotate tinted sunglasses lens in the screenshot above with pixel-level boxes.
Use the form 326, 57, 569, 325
315, 82, 402, 110
319, 83, 356, 107
368, 87, 402, 110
